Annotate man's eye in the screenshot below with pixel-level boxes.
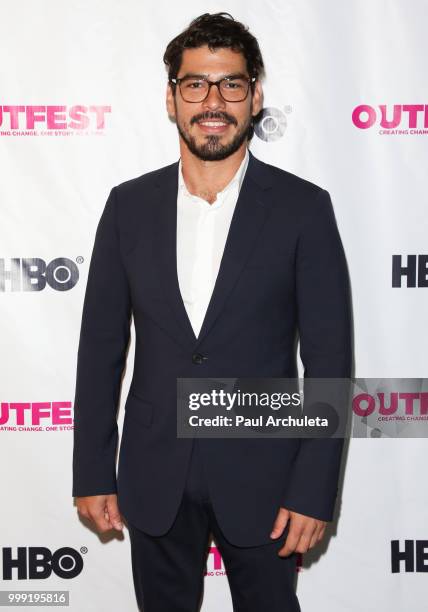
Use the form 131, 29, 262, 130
186, 81, 204, 89
224, 81, 244, 89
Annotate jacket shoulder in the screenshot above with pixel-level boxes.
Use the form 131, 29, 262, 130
113, 160, 177, 199
257, 156, 325, 198
251, 155, 334, 228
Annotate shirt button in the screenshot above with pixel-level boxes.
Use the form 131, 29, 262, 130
192, 353, 207, 365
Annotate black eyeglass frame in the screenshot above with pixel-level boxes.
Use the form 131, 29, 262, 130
169, 75, 257, 103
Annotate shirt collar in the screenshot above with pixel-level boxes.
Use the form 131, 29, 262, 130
178, 147, 249, 199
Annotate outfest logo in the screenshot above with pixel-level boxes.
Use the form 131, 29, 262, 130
203, 545, 301, 576
352, 104, 428, 135
0, 105, 111, 136
0, 402, 74, 432
353, 392, 428, 421
204, 546, 227, 577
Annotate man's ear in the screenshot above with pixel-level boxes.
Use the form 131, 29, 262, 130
251, 79, 264, 118
166, 82, 176, 121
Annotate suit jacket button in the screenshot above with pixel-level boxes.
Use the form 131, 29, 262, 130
192, 353, 206, 365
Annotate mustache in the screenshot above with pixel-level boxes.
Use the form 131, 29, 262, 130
191, 113, 237, 126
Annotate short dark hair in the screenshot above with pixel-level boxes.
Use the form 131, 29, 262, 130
163, 12, 265, 91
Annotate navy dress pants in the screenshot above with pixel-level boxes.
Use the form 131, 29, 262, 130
126, 438, 301, 612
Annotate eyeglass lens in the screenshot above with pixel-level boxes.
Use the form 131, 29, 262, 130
179, 78, 249, 102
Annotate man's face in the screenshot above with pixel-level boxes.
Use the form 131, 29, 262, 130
166, 45, 263, 161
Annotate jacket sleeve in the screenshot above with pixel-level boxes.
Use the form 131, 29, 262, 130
281, 188, 352, 521
72, 186, 132, 497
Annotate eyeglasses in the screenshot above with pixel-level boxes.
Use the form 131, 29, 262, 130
169, 76, 256, 103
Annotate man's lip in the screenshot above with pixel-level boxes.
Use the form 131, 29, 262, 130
196, 121, 231, 134
197, 120, 230, 125
196, 120, 233, 134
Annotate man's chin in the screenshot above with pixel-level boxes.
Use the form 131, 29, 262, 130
177, 124, 249, 161
194, 151, 232, 162
192, 144, 238, 161
192, 136, 246, 160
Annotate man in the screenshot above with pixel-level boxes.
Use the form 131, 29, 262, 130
73, 12, 352, 612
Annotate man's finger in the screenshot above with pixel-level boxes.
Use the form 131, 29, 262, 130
309, 523, 325, 548
90, 507, 115, 534
309, 527, 320, 549
106, 497, 124, 531
278, 524, 302, 557
295, 527, 315, 554
317, 525, 326, 543
270, 508, 289, 539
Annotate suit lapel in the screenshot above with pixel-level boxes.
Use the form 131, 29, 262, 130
153, 149, 274, 350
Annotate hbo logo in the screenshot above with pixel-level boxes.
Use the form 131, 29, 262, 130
0, 258, 79, 291
2, 546, 84, 579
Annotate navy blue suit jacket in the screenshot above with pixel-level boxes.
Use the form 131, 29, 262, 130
72, 149, 352, 546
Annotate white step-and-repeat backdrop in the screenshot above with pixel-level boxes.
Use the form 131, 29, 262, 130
1, 1, 426, 610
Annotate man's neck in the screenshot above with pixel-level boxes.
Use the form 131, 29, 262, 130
179, 144, 247, 204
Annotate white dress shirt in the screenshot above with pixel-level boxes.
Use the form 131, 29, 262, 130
176, 147, 250, 339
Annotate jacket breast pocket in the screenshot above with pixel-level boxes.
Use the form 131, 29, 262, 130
124, 390, 154, 428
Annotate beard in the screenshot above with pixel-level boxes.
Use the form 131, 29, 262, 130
175, 111, 253, 161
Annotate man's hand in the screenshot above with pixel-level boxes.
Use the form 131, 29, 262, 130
75, 494, 124, 534
270, 507, 327, 557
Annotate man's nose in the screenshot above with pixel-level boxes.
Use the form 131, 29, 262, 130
202, 84, 226, 110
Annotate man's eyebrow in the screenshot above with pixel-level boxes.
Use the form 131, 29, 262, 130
177, 71, 248, 80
